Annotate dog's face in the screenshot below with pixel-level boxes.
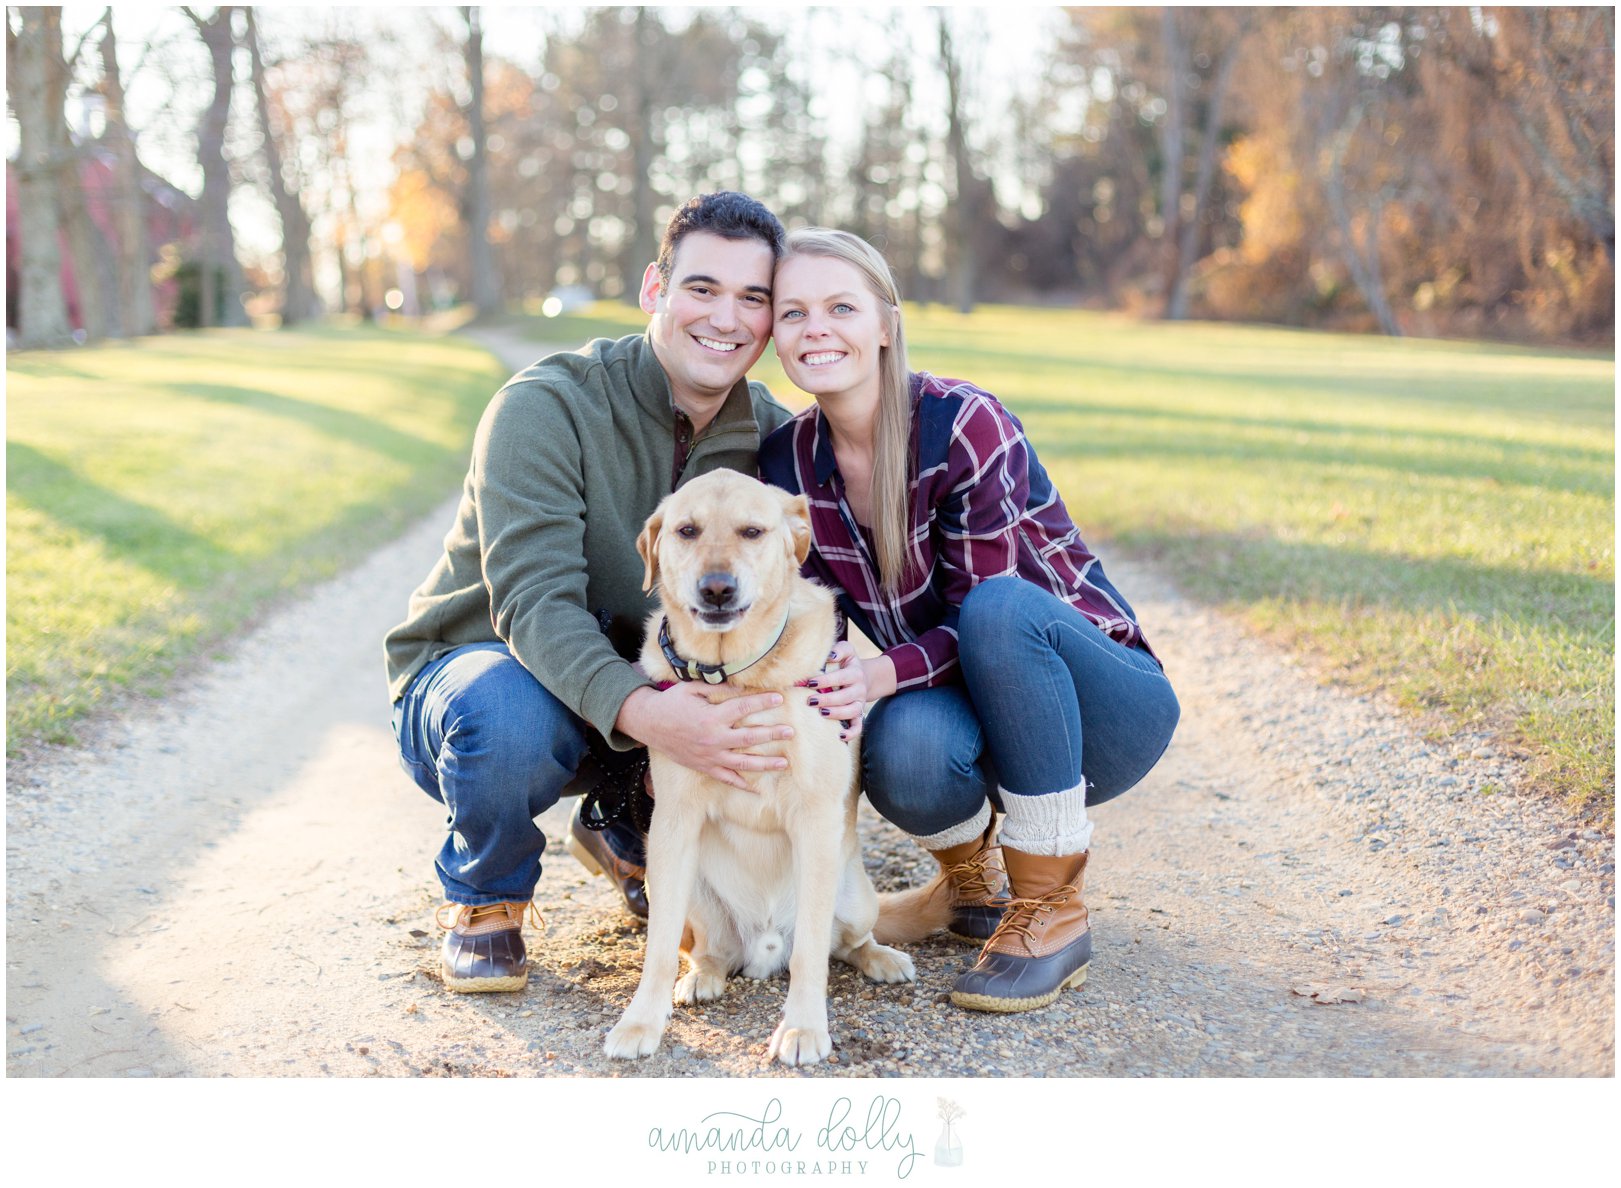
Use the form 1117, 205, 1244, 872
638, 470, 812, 633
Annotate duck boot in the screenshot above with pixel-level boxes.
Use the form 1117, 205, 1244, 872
929, 821, 1011, 943
566, 800, 649, 920
950, 849, 1091, 1012
437, 900, 541, 993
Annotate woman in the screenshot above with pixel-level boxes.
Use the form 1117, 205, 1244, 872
758, 228, 1180, 1013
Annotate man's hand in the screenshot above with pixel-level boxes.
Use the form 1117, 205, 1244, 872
796, 642, 895, 744
617, 684, 793, 791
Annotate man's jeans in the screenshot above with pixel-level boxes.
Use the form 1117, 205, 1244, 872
392, 642, 591, 905
862, 576, 1179, 848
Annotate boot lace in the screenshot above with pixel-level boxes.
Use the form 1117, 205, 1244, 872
984, 885, 1078, 950
942, 851, 1004, 905
435, 900, 547, 932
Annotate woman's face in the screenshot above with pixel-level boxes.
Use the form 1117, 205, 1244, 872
771, 253, 891, 407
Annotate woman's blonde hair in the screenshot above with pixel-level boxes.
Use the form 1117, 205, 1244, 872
781, 227, 913, 596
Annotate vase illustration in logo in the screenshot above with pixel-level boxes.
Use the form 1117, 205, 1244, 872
934, 1097, 965, 1167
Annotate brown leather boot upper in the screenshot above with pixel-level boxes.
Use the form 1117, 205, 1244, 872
982, 849, 1090, 958
930, 821, 1011, 941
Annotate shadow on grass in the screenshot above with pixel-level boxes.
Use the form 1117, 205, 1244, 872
1114, 526, 1614, 648
926, 347, 1615, 425
164, 383, 451, 468
6, 442, 235, 585
1019, 404, 1611, 497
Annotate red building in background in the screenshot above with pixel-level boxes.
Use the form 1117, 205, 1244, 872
5, 140, 197, 335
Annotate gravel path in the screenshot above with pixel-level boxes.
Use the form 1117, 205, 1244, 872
6, 328, 1612, 1078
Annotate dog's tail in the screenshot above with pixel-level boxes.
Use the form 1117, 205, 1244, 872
872, 871, 954, 945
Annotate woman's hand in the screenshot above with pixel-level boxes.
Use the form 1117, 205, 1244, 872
797, 644, 897, 743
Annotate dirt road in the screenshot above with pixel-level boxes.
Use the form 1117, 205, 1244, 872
7, 329, 1612, 1078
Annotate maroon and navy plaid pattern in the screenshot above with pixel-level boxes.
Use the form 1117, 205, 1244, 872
759, 371, 1155, 691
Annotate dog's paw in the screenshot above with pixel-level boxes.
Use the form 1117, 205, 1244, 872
674, 966, 728, 1004
852, 942, 916, 984
604, 1015, 666, 1060
767, 1019, 832, 1067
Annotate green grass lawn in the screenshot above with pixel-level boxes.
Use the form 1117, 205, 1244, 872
6, 324, 507, 752
515, 302, 1614, 814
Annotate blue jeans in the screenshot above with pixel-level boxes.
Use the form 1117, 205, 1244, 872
392, 642, 591, 905
862, 576, 1179, 842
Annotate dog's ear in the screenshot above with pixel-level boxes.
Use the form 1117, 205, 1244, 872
637, 506, 665, 593
779, 491, 812, 568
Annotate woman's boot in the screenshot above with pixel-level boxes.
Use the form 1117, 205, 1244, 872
928, 820, 1010, 943
949, 849, 1090, 1012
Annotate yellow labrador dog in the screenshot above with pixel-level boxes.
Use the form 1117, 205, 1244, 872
604, 470, 946, 1067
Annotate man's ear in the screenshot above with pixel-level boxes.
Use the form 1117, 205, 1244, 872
638, 262, 664, 316
637, 508, 664, 593
780, 491, 812, 568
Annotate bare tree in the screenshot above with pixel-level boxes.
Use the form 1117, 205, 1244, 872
42, 10, 121, 342
181, 5, 248, 327
621, 5, 657, 296
1156, 8, 1186, 306
97, 8, 155, 337
461, 6, 500, 316
1318, 92, 1403, 336
1476, 7, 1614, 261
1157, 8, 1248, 320
7, 7, 74, 347
937, 9, 987, 313
244, 9, 317, 324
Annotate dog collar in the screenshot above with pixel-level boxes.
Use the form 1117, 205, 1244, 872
658, 612, 790, 684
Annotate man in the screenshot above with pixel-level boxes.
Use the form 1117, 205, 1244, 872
386, 192, 814, 993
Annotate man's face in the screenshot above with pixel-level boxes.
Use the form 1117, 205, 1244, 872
640, 230, 775, 413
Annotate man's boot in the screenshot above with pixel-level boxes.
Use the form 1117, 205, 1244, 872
567, 800, 649, 920
928, 820, 1010, 943
949, 849, 1091, 1012
437, 900, 541, 993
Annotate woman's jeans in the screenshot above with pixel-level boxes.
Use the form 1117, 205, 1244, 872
862, 576, 1179, 853
392, 642, 591, 905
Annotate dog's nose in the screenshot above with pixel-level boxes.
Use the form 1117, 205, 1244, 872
697, 572, 738, 609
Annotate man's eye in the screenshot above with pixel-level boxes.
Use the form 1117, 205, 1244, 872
676, 524, 699, 539
739, 526, 763, 540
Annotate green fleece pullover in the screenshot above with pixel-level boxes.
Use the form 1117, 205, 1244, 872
384, 332, 792, 747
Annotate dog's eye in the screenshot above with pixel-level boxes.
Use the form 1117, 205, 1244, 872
739, 526, 763, 539
676, 524, 700, 539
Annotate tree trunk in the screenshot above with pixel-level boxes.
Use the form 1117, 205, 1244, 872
39, 8, 117, 342
937, 11, 978, 313
99, 10, 155, 337
1323, 108, 1402, 337
1167, 35, 1242, 321
1157, 7, 1186, 311
462, 6, 500, 316
623, 6, 657, 297
186, 5, 248, 328
245, 9, 317, 325
8, 9, 75, 347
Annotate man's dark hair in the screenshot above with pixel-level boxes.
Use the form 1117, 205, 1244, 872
656, 192, 786, 284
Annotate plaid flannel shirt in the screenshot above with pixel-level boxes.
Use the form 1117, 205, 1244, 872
758, 371, 1156, 691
